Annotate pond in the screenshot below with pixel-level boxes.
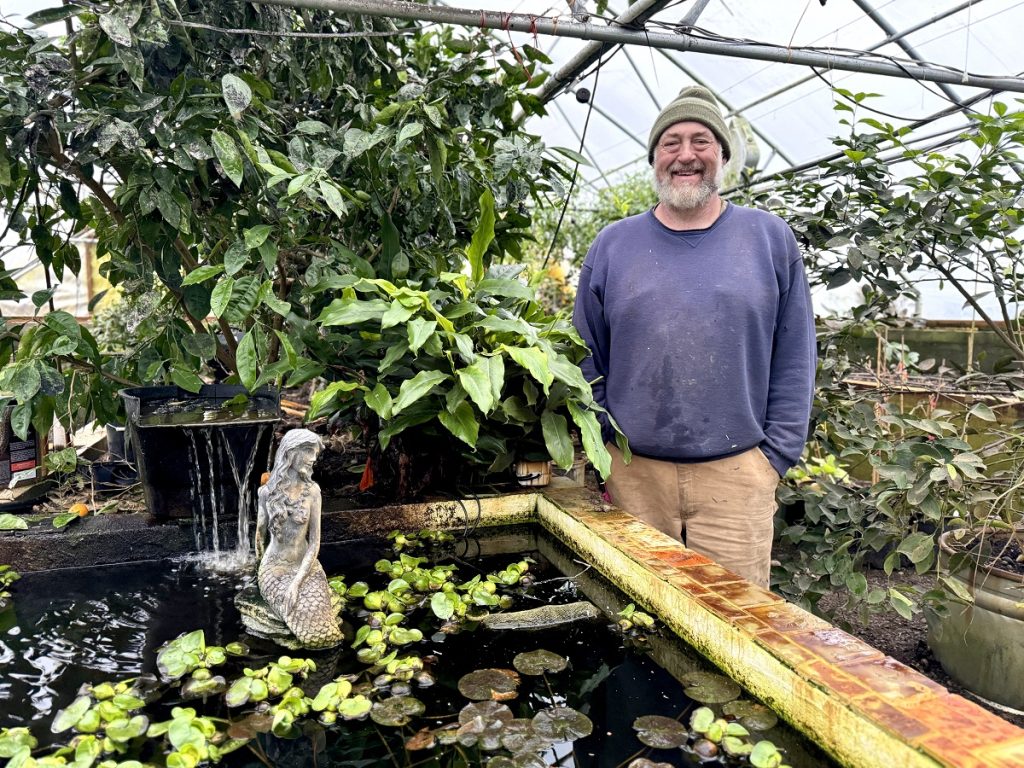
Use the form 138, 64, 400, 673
0, 526, 834, 767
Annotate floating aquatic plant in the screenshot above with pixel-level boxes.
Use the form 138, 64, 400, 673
512, 649, 568, 675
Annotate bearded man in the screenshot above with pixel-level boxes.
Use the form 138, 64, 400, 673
572, 86, 816, 588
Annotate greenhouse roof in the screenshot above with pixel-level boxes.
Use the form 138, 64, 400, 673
6, 0, 1024, 187
373, 0, 1024, 189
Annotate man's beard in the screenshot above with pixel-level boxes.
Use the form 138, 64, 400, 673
654, 161, 725, 211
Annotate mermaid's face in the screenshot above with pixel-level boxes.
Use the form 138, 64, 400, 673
293, 443, 319, 478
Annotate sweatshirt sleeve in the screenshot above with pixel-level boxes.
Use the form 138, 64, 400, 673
760, 235, 817, 477
573, 257, 613, 440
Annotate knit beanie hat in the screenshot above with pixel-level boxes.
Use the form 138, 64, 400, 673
647, 85, 731, 164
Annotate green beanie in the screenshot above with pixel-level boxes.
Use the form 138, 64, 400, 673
647, 85, 731, 164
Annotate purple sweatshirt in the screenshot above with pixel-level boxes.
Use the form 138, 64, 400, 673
573, 204, 816, 477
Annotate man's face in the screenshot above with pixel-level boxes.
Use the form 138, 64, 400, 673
652, 122, 725, 212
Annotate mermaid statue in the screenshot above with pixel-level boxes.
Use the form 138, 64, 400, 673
238, 428, 343, 649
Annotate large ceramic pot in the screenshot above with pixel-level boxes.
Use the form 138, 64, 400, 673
925, 528, 1024, 712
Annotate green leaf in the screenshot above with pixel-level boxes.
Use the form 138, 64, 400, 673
169, 364, 203, 393
431, 591, 456, 620
317, 298, 390, 326
221, 74, 253, 120
551, 146, 590, 166
0, 514, 28, 531
236, 330, 258, 392
99, 11, 133, 46
364, 383, 393, 420
381, 301, 416, 329
888, 588, 915, 620
53, 695, 91, 733
10, 402, 32, 440
10, 363, 41, 403
308, 380, 364, 421
397, 122, 424, 145
181, 265, 225, 286
223, 240, 249, 277
392, 370, 448, 415
438, 401, 479, 447
896, 531, 935, 564
407, 318, 437, 354
968, 403, 996, 421
475, 278, 533, 301
466, 189, 495, 284
210, 277, 234, 318
52, 512, 78, 528
541, 410, 574, 469
381, 213, 400, 263
318, 181, 347, 220
243, 225, 273, 250
568, 400, 611, 480
504, 345, 553, 393
211, 130, 244, 187
457, 359, 495, 414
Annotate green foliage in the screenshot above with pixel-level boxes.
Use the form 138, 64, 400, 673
0, 564, 19, 609
732, 95, 1024, 617
0, 3, 617, 490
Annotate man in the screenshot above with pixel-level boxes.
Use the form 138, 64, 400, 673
573, 85, 816, 588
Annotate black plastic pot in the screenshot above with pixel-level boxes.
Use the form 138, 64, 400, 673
119, 385, 280, 523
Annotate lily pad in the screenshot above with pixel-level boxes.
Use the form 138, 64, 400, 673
488, 755, 548, 768
499, 717, 553, 754
370, 695, 425, 727
679, 671, 741, 704
513, 649, 567, 676
457, 668, 520, 701
456, 715, 504, 750
405, 727, 436, 751
628, 760, 675, 768
632, 714, 688, 749
723, 700, 778, 731
532, 706, 593, 742
459, 701, 514, 725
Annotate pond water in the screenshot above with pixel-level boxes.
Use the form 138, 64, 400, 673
0, 527, 835, 767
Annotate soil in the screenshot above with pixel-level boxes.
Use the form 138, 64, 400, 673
818, 568, 1024, 730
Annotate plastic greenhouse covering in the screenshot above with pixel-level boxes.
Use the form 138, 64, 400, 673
4, 0, 1024, 317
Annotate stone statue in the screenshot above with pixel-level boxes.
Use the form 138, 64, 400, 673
239, 429, 343, 649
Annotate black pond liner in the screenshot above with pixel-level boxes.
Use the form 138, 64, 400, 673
119, 385, 279, 535
0, 528, 836, 768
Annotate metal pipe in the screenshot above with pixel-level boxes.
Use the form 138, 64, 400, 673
532, 0, 677, 105
587, 100, 648, 150
724, 89, 995, 194
727, 0, 984, 118
850, 0, 962, 105
254, 0, 1024, 93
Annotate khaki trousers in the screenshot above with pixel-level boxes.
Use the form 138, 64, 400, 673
605, 444, 779, 588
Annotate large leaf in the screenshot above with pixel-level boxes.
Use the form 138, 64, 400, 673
407, 318, 437, 354
457, 359, 495, 414
181, 265, 225, 286
466, 189, 495, 284
541, 410, 574, 469
438, 401, 479, 447
504, 346, 553, 394
308, 381, 365, 421
223, 240, 249, 277
236, 330, 258, 392
392, 371, 449, 415
211, 130, 244, 187
317, 298, 390, 326
364, 383, 393, 420
210, 277, 234, 318
221, 74, 253, 120
567, 401, 610, 479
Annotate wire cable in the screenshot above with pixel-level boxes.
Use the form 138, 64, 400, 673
540, 52, 606, 269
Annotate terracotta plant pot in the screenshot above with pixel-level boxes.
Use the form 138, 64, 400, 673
925, 527, 1024, 712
